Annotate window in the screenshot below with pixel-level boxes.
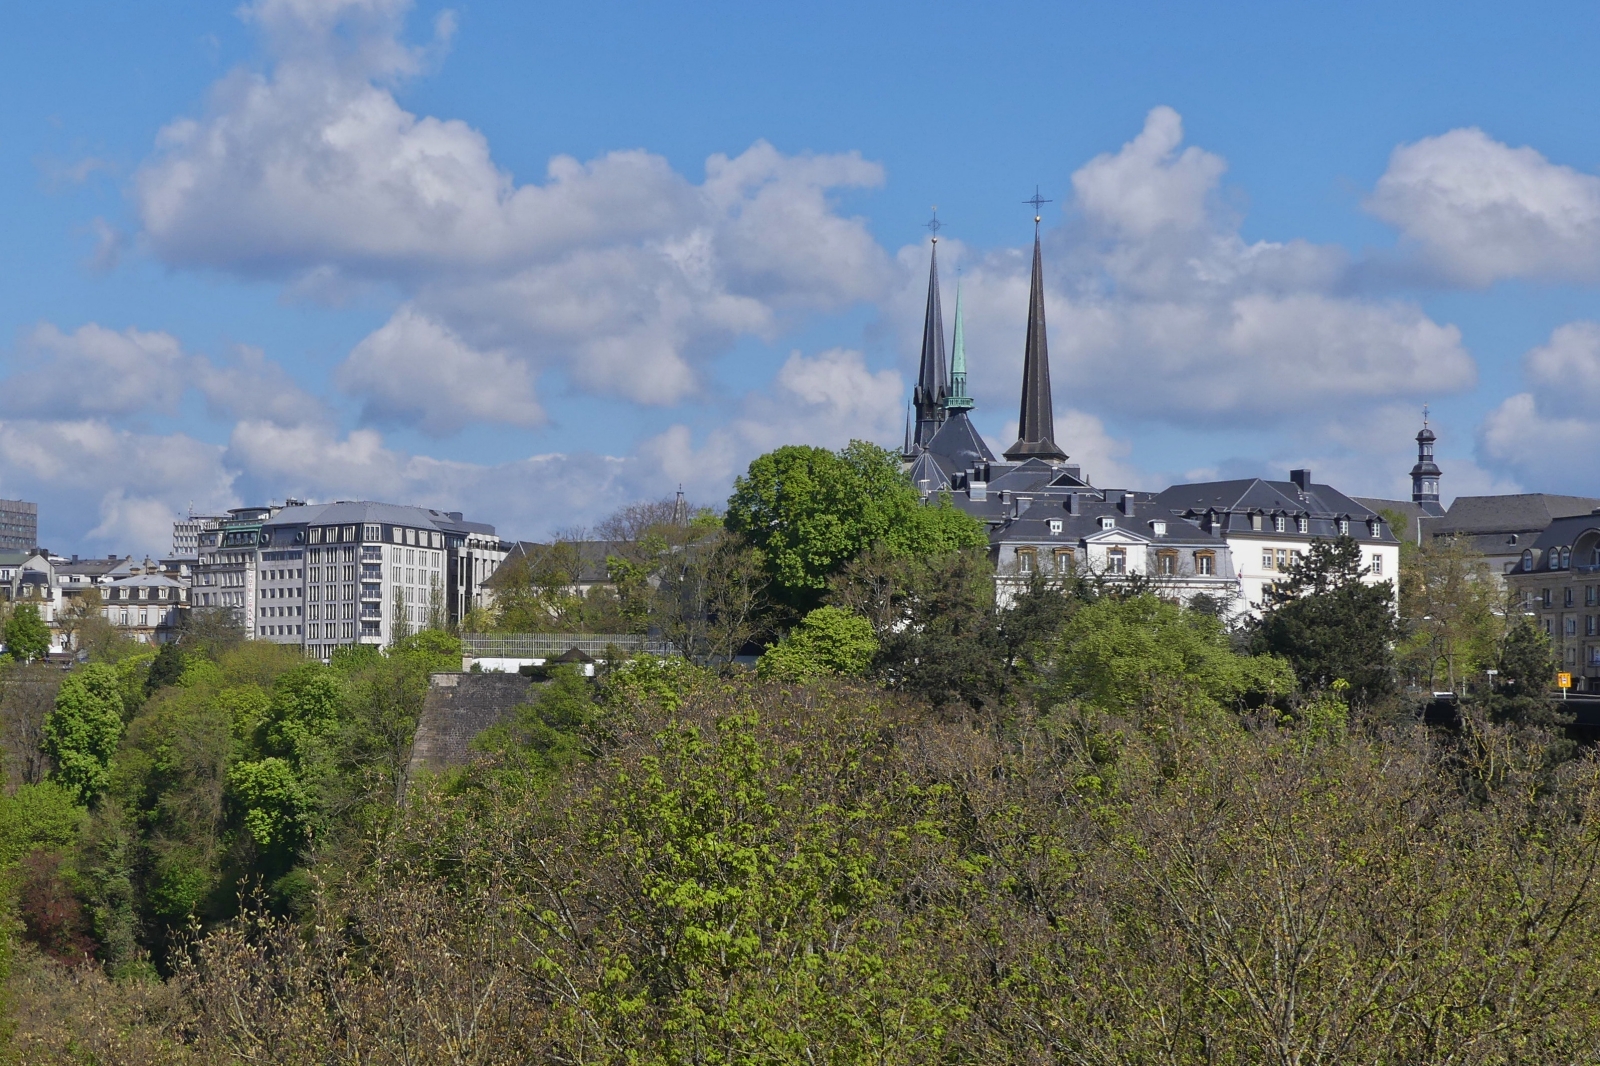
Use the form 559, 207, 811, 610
1567, 587, 1576, 608
1251, 513, 1263, 531
1099, 516, 1115, 531
1568, 647, 1578, 664
1589, 586, 1597, 607
1274, 515, 1286, 533
1544, 617, 1552, 635
1561, 548, 1572, 569
1296, 516, 1308, 534
1151, 520, 1167, 536
1048, 519, 1063, 535
1276, 549, 1288, 570
1368, 518, 1380, 537
1588, 616, 1595, 637
1017, 549, 1035, 575
1567, 617, 1578, 636
1338, 518, 1350, 536
1543, 589, 1553, 608
1523, 549, 1535, 571
1262, 549, 1274, 570
392, 527, 403, 544
1195, 551, 1215, 576
1156, 551, 1177, 576
1371, 554, 1383, 576
363, 524, 380, 541
405, 528, 417, 545
309, 527, 321, 544
1106, 548, 1126, 575
1053, 548, 1074, 573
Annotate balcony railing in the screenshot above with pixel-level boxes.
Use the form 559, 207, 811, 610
461, 633, 679, 658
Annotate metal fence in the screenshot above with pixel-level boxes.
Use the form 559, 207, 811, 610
461, 633, 679, 658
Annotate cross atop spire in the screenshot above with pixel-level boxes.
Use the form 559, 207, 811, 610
925, 207, 943, 243
1024, 186, 1052, 225
1422, 402, 1430, 427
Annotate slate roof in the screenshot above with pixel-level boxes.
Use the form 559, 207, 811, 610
1353, 498, 1430, 541
496, 540, 628, 586
1431, 494, 1600, 536
922, 410, 995, 472
1513, 513, 1600, 573
993, 489, 1226, 549
1155, 478, 1397, 544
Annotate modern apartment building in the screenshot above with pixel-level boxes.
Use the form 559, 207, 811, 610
188, 501, 506, 657
0, 499, 37, 552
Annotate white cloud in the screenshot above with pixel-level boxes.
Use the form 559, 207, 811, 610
0, 323, 186, 418
1481, 322, 1600, 490
134, 0, 889, 422
0, 418, 236, 554
1366, 127, 1600, 286
337, 308, 543, 434
892, 108, 1475, 434
191, 343, 332, 426
640, 347, 905, 498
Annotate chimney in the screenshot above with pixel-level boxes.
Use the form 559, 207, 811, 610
1121, 492, 1136, 516
1066, 494, 1079, 515
1290, 469, 1312, 492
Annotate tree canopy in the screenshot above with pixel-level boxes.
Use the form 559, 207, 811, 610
725, 441, 986, 611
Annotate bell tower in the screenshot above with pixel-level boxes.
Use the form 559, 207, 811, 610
1410, 407, 1444, 516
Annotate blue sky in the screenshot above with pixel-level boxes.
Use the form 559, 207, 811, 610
4, 0, 1600, 554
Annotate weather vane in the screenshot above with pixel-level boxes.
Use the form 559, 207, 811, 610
1024, 186, 1052, 223
925, 207, 942, 243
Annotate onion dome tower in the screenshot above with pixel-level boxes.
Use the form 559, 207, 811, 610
1410, 407, 1444, 516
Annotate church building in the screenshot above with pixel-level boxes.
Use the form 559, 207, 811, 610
901, 206, 1397, 617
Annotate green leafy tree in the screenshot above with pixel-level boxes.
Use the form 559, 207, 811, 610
1251, 536, 1399, 706
44, 664, 126, 803
726, 441, 986, 612
757, 606, 878, 682
1044, 594, 1294, 725
470, 665, 596, 790
1397, 535, 1502, 692
4, 603, 50, 662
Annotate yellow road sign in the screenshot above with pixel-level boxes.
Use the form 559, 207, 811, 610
1558, 672, 1573, 689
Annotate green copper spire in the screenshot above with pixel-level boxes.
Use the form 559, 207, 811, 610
945, 280, 974, 412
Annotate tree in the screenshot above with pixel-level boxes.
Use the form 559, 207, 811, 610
757, 607, 878, 683
1251, 536, 1399, 707
1483, 615, 1563, 729
4, 603, 50, 662
56, 587, 104, 653
1044, 594, 1294, 725
726, 441, 986, 612
653, 529, 771, 666
144, 640, 186, 696
44, 664, 126, 803
1397, 535, 1502, 693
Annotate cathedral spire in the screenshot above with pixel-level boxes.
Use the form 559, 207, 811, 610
1410, 405, 1442, 513
911, 212, 949, 450
1004, 201, 1066, 463
945, 279, 973, 412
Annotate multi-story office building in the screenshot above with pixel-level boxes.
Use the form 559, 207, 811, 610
189, 501, 505, 657
172, 511, 228, 558
0, 499, 37, 552
193, 506, 277, 639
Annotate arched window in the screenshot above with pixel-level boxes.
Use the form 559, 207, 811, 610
1522, 549, 1534, 571
1561, 547, 1572, 569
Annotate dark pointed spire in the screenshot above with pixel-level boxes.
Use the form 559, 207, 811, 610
1005, 210, 1066, 463
902, 400, 914, 461
912, 213, 949, 449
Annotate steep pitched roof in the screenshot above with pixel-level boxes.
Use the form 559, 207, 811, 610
923, 410, 995, 471
1433, 494, 1600, 535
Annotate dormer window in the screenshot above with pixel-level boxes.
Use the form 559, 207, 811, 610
1560, 547, 1572, 569
1048, 519, 1063, 535
1338, 517, 1350, 536
1523, 549, 1534, 571
1273, 515, 1286, 533
1099, 516, 1115, 531
1251, 513, 1263, 531
1152, 520, 1167, 536
1296, 516, 1308, 534
1368, 518, 1380, 537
